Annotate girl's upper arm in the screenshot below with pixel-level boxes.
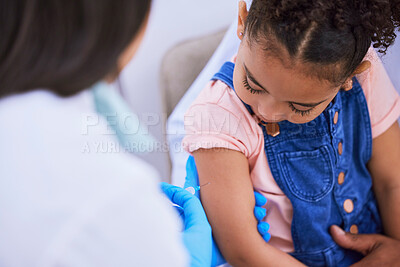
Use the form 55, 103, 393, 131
193, 148, 303, 267
368, 121, 400, 190
368, 121, 400, 239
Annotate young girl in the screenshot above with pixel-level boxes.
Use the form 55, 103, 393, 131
182, 0, 400, 266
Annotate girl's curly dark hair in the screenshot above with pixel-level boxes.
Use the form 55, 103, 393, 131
245, 0, 400, 86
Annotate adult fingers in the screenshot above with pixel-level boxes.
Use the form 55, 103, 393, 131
257, 221, 270, 235
161, 182, 207, 227
161, 182, 197, 210
173, 205, 185, 219
184, 156, 199, 188
330, 225, 381, 255
254, 206, 266, 221
258, 221, 271, 243
262, 232, 272, 242
254, 191, 267, 206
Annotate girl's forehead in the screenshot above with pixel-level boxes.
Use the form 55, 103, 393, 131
240, 41, 339, 102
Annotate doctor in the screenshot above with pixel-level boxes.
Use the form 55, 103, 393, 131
0, 0, 219, 266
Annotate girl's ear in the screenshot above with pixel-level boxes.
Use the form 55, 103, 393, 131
237, 1, 248, 40
342, 61, 371, 91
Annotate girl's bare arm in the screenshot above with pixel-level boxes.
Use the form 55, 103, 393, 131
368, 121, 400, 240
193, 148, 304, 267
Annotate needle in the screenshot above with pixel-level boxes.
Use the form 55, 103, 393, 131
185, 182, 211, 195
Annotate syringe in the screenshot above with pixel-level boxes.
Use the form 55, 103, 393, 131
185, 182, 211, 195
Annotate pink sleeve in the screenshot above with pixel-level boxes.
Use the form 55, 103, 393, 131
182, 103, 253, 157
359, 49, 400, 138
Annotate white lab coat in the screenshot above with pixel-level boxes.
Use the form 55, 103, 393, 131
0, 89, 188, 267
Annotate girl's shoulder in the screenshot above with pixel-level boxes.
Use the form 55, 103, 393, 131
186, 79, 255, 122
356, 48, 389, 92
183, 79, 264, 158
189, 79, 238, 107
356, 48, 400, 138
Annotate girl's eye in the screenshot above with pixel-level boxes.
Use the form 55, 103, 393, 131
243, 79, 263, 94
288, 103, 314, 117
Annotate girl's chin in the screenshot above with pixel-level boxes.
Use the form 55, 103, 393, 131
254, 113, 282, 124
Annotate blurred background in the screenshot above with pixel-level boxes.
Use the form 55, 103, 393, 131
117, 0, 236, 179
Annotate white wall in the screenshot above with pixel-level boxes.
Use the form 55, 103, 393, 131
380, 35, 400, 125
118, 0, 236, 179
381, 37, 400, 92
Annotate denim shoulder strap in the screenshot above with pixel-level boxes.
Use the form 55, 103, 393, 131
211, 61, 235, 89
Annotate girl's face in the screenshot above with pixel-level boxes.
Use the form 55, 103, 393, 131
233, 38, 340, 124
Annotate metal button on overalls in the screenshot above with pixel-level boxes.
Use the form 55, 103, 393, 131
344, 199, 354, 213
350, 224, 359, 234
334, 111, 339, 124
338, 142, 343, 155
338, 172, 345, 185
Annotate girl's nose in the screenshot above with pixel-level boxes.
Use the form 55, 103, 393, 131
256, 99, 287, 122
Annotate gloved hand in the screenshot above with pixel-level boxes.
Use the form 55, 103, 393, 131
161, 182, 212, 267
184, 155, 271, 266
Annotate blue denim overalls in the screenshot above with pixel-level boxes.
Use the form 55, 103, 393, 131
210, 62, 382, 266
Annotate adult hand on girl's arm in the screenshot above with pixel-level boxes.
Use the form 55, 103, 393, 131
184, 155, 271, 266
367, 121, 400, 240
160, 182, 212, 267
330, 225, 400, 266
193, 148, 305, 267
185, 155, 272, 241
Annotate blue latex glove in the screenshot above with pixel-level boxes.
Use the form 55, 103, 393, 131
161, 182, 212, 267
184, 156, 271, 266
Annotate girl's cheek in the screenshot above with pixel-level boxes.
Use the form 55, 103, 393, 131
236, 86, 258, 106
232, 81, 249, 101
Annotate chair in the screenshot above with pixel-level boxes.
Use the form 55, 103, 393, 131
160, 28, 227, 116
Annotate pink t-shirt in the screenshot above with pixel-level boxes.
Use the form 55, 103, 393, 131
182, 49, 400, 252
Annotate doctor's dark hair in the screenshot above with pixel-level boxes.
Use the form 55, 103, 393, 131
0, 0, 151, 98
245, 0, 400, 86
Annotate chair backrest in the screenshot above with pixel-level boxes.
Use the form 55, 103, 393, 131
159, 29, 227, 117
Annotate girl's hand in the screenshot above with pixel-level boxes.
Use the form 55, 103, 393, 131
330, 225, 400, 266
